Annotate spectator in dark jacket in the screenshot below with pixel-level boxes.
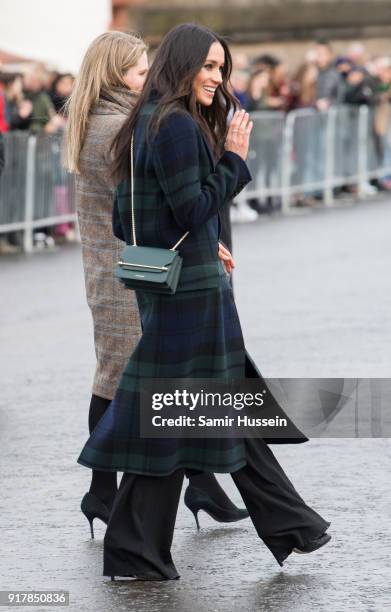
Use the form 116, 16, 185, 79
335, 56, 376, 107
49, 73, 75, 115
314, 40, 345, 110
344, 67, 377, 106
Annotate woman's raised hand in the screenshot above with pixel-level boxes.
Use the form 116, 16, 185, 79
224, 110, 253, 161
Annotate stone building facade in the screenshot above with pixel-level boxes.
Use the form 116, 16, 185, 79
111, 0, 391, 45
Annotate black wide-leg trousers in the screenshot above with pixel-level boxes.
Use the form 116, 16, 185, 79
103, 469, 185, 579
231, 438, 330, 566
103, 438, 330, 578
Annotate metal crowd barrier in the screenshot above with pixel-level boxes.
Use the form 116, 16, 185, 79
245, 111, 285, 199
1, 105, 391, 252
0, 131, 76, 252
237, 103, 391, 212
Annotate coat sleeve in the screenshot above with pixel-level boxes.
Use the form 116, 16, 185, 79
151, 112, 252, 232
112, 191, 125, 241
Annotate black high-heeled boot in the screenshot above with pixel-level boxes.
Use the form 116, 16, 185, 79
81, 491, 111, 539
184, 482, 249, 530
81, 394, 117, 538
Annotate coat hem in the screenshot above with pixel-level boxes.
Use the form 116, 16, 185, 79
91, 386, 115, 401
77, 456, 248, 477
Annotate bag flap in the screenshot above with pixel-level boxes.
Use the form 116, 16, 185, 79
119, 245, 178, 267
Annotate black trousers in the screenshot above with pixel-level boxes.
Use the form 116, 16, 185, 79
231, 437, 330, 566
103, 438, 330, 577
104, 470, 185, 579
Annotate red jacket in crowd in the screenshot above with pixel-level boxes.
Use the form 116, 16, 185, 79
0, 93, 9, 133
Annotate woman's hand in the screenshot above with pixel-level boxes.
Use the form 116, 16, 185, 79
218, 242, 235, 274
225, 110, 253, 161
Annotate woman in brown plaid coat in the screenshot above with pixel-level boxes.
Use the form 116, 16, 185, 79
65, 31, 248, 539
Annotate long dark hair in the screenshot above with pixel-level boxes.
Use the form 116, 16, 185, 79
111, 23, 239, 181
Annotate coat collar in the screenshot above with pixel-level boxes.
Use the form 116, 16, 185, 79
91, 87, 138, 116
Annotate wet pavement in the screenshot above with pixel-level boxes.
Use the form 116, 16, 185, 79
1, 197, 391, 612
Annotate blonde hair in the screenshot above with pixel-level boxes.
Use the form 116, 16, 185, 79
64, 31, 147, 173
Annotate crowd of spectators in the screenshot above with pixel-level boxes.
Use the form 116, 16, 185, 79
1, 39, 391, 245
229, 40, 391, 215
230, 40, 391, 116
0, 66, 74, 134
1, 40, 390, 136
0, 66, 75, 252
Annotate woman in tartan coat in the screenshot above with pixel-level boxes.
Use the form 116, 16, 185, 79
77, 24, 331, 580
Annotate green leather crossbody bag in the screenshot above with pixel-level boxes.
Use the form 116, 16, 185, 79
115, 134, 188, 294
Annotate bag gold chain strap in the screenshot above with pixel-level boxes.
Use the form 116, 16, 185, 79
129, 133, 189, 251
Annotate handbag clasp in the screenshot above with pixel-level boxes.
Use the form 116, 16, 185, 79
118, 260, 169, 272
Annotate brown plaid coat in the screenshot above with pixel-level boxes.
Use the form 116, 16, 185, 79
75, 87, 142, 400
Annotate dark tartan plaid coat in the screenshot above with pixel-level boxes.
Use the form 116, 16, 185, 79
77, 98, 307, 476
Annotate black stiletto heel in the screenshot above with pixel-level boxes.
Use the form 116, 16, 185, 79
191, 509, 200, 531
85, 512, 95, 539
184, 485, 248, 529
110, 576, 115, 581
80, 492, 110, 538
